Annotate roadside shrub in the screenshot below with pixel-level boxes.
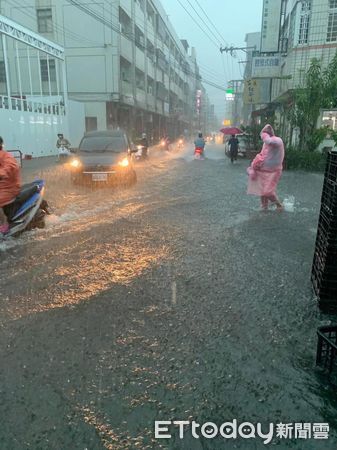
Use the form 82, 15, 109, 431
284, 147, 327, 172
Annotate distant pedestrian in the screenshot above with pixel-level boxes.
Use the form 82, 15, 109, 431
228, 134, 239, 163
247, 124, 284, 211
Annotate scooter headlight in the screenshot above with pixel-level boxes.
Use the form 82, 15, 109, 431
70, 158, 81, 168
118, 157, 129, 167
137, 145, 143, 150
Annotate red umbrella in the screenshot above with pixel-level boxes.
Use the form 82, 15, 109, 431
220, 126, 243, 135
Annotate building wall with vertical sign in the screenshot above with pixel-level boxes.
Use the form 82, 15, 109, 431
260, 0, 282, 53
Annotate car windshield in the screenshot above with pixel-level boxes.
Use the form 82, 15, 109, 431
79, 136, 127, 153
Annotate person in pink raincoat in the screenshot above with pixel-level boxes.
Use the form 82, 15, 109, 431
247, 124, 284, 211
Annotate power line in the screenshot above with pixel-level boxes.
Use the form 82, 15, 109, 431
194, 0, 229, 46
174, 0, 220, 49
184, 0, 222, 45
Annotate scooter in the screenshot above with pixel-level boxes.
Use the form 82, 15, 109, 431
177, 139, 184, 150
134, 144, 149, 161
58, 146, 73, 163
161, 139, 170, 152
194, 146, 205, 160
0, 179, 50, 239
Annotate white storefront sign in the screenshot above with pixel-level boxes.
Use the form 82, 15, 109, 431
252, 56, 281, 77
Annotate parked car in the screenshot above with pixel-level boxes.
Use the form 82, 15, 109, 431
69, 130, 137, 186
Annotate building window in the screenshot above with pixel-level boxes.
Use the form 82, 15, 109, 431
327, 13, 337, 42
37, 8, 53, 33
119, 7, 132, 36
85, 117, 97, 132
40, 59, 56, 82
0, 61, 6, 83
327, 0, 337, 42
147, 3, 155, 27
298, 1, 311, 44
135, 26, 145, 50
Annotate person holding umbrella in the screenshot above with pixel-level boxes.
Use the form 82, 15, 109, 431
220, 126, 242, 162
228, 134, 239, 164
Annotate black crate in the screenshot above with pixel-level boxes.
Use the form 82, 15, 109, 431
312, 150, 337, 309
315, 227, 337, 247
316, 325, 337, 377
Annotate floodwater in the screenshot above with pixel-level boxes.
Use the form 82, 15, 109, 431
0, 144, 336, 449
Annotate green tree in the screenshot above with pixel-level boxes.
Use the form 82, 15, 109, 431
287, 58, 326, 151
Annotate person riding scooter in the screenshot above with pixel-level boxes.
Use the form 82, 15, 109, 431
161, 135, 171, 152
56, 133, 71, 161
0, 137, 21, 233
194, 132, 206, 157
140, 133, 149, 159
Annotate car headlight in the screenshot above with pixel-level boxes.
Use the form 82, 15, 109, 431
118, 157, 129, 167
70, 158, 81, 168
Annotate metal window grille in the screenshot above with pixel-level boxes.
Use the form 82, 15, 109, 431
0, 61, 6, 83
298, 14, 310, 44
301, 0, 311, 12
40, 59, 56, 82
37, 8, 53, 33
327, 12, 337, 42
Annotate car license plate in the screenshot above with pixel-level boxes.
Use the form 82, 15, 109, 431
92, 173, 108, 181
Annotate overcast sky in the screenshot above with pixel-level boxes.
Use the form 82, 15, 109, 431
160, 0, 263, 120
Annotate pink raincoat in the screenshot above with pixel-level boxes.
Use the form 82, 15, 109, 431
247, 124, 284, 197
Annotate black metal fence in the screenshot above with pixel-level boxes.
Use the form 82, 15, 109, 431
312, 150, 337, 310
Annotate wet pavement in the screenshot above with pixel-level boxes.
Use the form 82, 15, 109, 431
0, 144, 336, 449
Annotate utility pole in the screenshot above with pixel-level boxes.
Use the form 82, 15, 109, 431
228, 79, 244, 126
220, 45, 256, 57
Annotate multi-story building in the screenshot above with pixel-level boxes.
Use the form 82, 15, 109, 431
243, 0, 337, 138
272, 0, 337, 102
0, 0, 209, 141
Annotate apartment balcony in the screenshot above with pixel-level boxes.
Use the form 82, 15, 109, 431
121, 80, 134, 105
136, 88, 146, 108
120, 35, 132, 61
120, 0, 132, 15
164, 102, 170, 116
147, 94, 156, 111
135, 47, 145, 72
156, 100, 163, 114
135, 3, 145, 28
121, 80, 133, 95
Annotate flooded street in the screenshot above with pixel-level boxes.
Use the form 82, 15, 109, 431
0, 144, 336, 449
